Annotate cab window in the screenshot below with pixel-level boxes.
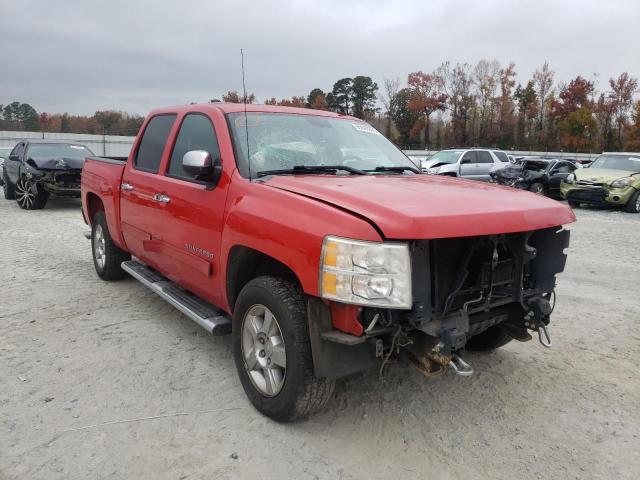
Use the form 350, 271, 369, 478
167, 114, 220, 181
476, 151, 493, 163
134, 114, 176, 173
461, 151, 477, 163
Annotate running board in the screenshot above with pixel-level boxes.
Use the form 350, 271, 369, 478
121, 260, 232, 335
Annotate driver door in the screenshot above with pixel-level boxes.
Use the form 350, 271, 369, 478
459, 151, 481, 180
548, 161, 575, 195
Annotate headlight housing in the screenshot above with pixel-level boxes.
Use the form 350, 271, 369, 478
611, 177, 633, 188
319, 236, 412, 309
565, 173, 575, 184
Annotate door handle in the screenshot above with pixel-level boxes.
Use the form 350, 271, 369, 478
153, 193, 171, 204
121, 182, 134, 191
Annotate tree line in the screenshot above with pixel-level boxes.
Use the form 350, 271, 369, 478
2, 61, 639, 152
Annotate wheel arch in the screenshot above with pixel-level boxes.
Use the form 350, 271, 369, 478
226, 245, 302, 312
85, 192, 105, 224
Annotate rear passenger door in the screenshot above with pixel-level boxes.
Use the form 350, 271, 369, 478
120, 114, 177, 269
459, 151, 479, 179
475, 151, 495, 181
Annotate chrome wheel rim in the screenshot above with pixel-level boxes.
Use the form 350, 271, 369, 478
532, 183, 544, 194
241, 304, 286, 396
636, 195, 640, 211
93, 224, 106, 269
15, 177, 35, 208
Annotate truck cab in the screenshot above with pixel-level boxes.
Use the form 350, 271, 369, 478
82, 103, 575, 421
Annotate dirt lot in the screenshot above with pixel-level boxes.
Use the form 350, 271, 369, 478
1, 196, 638, 480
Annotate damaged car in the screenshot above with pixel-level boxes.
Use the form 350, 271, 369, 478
561, 152, 640, 213
490, 158, 577, 197
2, 140, 93, 209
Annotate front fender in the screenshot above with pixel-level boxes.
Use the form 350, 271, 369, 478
219, 175, 382, 310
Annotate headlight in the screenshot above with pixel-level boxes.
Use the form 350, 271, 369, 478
611, 177, 633, 188
565, 173, 575, 184
429, 167, 441, 174
319, 236, 412, 309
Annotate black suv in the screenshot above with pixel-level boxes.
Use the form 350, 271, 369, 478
2, 140, 93, 209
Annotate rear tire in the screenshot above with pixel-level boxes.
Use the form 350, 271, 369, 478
233, 276, 335, 422
624, 190, 640, 213
92, 211, 130, 280
465, 325, 513, 352
3, 173, 15, 200
15, 177, 48, 209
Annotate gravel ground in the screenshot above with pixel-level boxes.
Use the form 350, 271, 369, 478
1, 196, 639, 480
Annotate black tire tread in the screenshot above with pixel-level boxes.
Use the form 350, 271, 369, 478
3, 174, 16, 200
92, 211, 130, 281
234, 276, 335, 421
624, 189, 640, 213
465, 325, 513, 352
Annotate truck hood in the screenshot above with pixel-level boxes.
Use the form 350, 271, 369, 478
28, 156, 86, 170
575, 168, 638, 183
262, 174, 576, 239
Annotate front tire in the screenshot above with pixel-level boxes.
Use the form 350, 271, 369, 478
465, 325, 513, 352
92, 211, 130, 280
624, 190, 640, 213
15, 177, 48, 209
3, 173, 15, 200
233, 276, 335, 422
529, 182, 545, 195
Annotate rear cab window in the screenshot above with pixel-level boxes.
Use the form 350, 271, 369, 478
134, 114, 177, 173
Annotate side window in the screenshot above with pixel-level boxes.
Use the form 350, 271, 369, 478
461, 151, 477, 163
554, 162, 571, 174
134, 114, 176, 173
476, 151, 493, 163
11, 143, 25, 159
493, 151, 509, 163
167, 114, 220, 181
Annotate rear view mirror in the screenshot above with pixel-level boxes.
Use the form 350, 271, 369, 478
182, 150, 222, 186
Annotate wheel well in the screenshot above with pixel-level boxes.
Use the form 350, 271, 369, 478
226, 246, 301, 311
85, 193, 104, 224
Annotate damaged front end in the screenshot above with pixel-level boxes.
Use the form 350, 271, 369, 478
310, 227, 570, 380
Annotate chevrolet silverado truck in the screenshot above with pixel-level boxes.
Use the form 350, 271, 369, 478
3, 140, 93, 209
81, 103, 575, 421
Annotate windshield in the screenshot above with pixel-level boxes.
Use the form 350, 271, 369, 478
227, 112, 416, 177
26, 144, 93, 159
589, 154, 640, 172
428, 150, 463, 164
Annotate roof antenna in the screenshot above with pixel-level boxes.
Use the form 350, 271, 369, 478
241, 48, 252, 180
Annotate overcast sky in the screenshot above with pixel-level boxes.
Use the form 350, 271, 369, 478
1, 0, 639, 116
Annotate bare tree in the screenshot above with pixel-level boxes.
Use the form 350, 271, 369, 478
473, 59, 500, 143
533, 61, 554, 139
380, 77, 400, 138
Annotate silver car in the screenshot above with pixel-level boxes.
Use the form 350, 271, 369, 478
0, 146, 13, 186
421, 148, 508, 181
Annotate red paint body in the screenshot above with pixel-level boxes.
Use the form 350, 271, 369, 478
81, 103, 575, 334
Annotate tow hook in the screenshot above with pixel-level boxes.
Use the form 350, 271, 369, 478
448, 353, 474, 377
525, 297, 553, 349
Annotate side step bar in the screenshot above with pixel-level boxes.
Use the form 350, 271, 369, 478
121, 260, 232, 336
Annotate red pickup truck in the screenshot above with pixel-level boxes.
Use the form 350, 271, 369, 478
81, 103, 575, 421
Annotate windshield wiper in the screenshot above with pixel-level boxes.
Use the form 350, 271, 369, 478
366, 166, 421, 174
257, 165, 366, 177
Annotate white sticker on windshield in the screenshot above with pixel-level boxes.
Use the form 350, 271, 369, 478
352, 123, 382, 135
70, 145, 84, 149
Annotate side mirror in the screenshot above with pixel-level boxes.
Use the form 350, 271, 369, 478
460, 158, 472, 165
182, 150, 222, 186
9, 154, 20, 161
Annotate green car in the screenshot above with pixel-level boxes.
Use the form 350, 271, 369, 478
561, 152, 640, 213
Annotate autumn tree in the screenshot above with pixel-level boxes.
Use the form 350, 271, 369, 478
624, 100, 640, 150
437, 62, 475, 146
514, 81, 538, 148
390, 88, 420, 147
551, 76, 596, 152
496, 62, 517, 148
608, 72, 638, 149
222, 90, 255, 103
94, 111, 123, 135
306, 88, 325, 108
407, 71, 447, 148
380, 78, 400, 138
